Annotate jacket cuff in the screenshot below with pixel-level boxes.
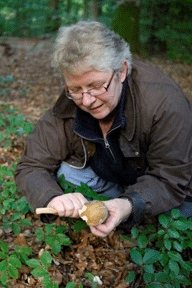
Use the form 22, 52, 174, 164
39, 196, 59, 224
119, 192, 146, 226
40, 214, 58, 224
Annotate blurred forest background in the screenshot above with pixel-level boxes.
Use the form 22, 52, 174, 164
0, 0, 192, 63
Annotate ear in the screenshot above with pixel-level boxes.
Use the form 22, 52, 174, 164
120, 61, 128, 83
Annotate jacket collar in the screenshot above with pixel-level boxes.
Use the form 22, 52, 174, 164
52, 89, 77, 119
52, 69, 136, 142
125, 73, 136, 141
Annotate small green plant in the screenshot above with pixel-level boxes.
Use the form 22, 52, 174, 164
0, 105, 34, 147
0, 165, 33, 215
35, 223, 71, 255
85, 273, 102, 287
125, 209, 192, 287
66, 282, 83, 288
0, 75, 16, 84
26, 250, 58, 288
0, 242, 23, 286
0, 88, 10, 96
59, 174, 110, 201
12, 245, 33, 265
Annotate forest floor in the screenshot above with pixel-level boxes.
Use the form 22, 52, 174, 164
0, 38, 192, 287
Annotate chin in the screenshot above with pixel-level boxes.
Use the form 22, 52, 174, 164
90, 111, 109, 120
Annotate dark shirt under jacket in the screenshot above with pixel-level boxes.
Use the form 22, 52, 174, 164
73, 79, 141, 189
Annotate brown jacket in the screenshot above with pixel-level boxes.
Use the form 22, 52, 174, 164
15, 60, 192, 224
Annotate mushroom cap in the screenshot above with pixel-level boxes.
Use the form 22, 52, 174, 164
78, 200, 108, 226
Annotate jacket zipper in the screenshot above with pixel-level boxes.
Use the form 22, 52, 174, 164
74, 124, 121, 164
104, 125, 121, 162
104, 137, 116, 162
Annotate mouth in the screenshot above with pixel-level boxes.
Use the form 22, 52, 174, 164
90, 104, 103, 112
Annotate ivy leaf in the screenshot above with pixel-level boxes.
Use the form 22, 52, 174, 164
138, 234, 148, 248
155, 272, 171, 283
167, 251, 182, 262
143, 264, 154, 273
45, 224, 55, 234
0, 252, 8, 260
180, 260, 192, 272
143, 249, 161, 264
0, 242, 9, 254
1, 272, 8, 285
173, 241, 183, 252
55, 225, 68, 234
171, 209, 180, 219
130, 247, 143, 265
168, 259, 180, 275
35, 229, 44, 242
50, 240, 61, 255
20, 247, 33, 256
10, 213, 22, 222
41, 274, 52, 287
56, 234, 71, 246
0, 260, 8, 273
2, 222, 9, 230
73, 219, 87, 233
171, 220, 188, 231
131, 226, 139, 239
7, 266, 19, 278
160, 254, 169, 266
26, 259, 40, 268
31, 266, 48, 277
9, 256, 22, 268
157, 229, 165, 236
85, 272, 94, 280
167, 229, 180, 239
176, 275, 191, 285
125, 271, 135, 283
40, 251, 52, 268
164, 239, 171, 251
143, 272, 154, 283
19, 219, 32, 226
11, 222, 21, 235
66, 282, 76, 288
45, 235, 55, 246
158, 214, 171, 228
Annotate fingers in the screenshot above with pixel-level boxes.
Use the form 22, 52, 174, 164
90, 223, 115, 237
90, 226, 110, 237
47, 193, 87, 218
89, 199, 133, 237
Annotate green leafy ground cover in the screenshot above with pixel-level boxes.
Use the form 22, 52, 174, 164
0, 95, 192, 288
0, 41, 192, 287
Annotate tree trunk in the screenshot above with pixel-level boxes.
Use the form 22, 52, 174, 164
112, 1, 141, 53
47, 0, 60, 32
91, 0, 102, 20
83, 0, 89, 20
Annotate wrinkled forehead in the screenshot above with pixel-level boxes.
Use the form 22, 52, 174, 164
63, 69, 112, 87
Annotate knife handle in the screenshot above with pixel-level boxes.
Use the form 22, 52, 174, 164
36, 207, 58, 215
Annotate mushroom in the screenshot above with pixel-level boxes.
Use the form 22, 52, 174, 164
78, 200, 108, 226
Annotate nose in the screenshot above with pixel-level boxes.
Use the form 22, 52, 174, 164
82, 92, 96, 107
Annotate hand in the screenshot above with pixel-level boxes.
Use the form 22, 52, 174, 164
47, 193, 88, 218
90, 198, 132, 237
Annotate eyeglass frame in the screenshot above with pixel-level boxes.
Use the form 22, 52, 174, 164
65, 71, 115, 101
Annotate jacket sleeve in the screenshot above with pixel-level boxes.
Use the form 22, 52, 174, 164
121, 84, 192, 226
14, 109, 69, 213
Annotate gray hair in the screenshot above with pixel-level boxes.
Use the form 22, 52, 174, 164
52, 21, 132, 75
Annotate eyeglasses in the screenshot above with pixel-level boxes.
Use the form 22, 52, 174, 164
65, 71, 115, 101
